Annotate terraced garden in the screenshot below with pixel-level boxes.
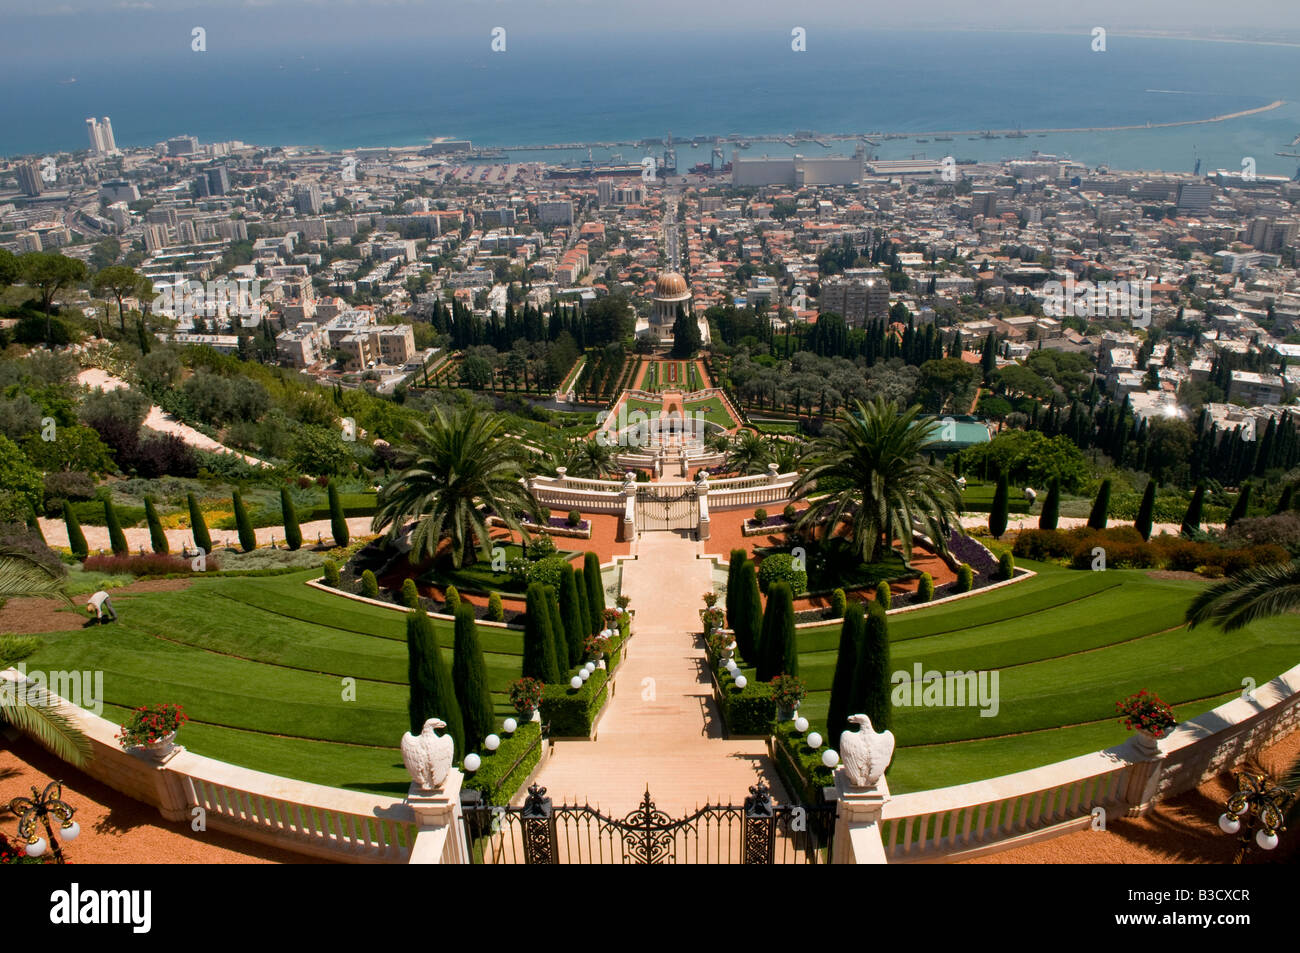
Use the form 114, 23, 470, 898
734, 561, 1299, 792
21, 569, 526, 796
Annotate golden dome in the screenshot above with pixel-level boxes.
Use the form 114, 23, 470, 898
654, 272, 689, 298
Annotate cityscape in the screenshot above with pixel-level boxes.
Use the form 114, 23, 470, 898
1, 0, 1299, 920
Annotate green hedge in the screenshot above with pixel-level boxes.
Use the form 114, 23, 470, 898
462, 721, 543, 806
772, 721, 834, 805
540, 668, 609, 737
716, 668, 774, 735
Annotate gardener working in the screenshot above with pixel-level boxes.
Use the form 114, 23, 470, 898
86, 590, 117, 624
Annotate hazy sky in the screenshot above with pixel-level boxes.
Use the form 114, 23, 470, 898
6, 0, 1300, 49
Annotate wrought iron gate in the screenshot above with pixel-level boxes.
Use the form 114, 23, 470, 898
460, 783, 835, 864
635, 485, 698, 533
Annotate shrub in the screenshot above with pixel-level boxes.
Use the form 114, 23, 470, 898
955, 563, 974, 593
63, 500, 88, 560
1219, 513, 1300, 556
917, 572, 934, 602
753, 507, 768, 523
718, 672, 775, 735
143, 496, 168, 555
540, 668, 609, 737
830, 587, 847, 618
232, 490, 256, 553
328, 480, 349, 547
461, 720, 542, 805
566, 508, 581, 527
84, 553, 213, 576
525, 554, 568, 591
487, 591, 505, 622
757, 552, 807, 595
526, 533, 557, 560
103, 498, 128, 556
42, 471, 96, 518
452, 602, 494, 753
187, 493, 212, 554
783, 503, 797, 521
360, 569, 379, 599
1087, 479, 1111, 531
323, 558, 340, 587
443, 584, 461, 612
1013, 528, 1074, 561
997, 551, 1015, 581
281, 487, 302, 551
874, 579, 891, 609
401, 578, 420, 609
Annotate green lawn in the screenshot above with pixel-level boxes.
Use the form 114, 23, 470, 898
782, 561, 1300, 792
22, 569, 526, 794
959, 480, 1032, 514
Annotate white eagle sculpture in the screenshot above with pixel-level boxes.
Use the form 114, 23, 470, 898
401, 718, 454, 791
839, 714, 895, 789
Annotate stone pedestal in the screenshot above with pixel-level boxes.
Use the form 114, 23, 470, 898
1122, 732, 1167, 817
406, 769, 468, 863
830, 770, 891, 864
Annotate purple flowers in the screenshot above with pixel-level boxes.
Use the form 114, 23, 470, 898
946, 530, 998, 575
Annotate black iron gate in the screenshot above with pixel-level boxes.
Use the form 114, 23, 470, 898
461, 783, 835, 864
635, 485, 698, 533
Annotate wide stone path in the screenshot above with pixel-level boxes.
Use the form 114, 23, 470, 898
528, 530, 787, 815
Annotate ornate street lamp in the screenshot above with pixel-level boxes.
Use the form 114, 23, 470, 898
1218, 769, 1296, 864
8, 780, 80, 863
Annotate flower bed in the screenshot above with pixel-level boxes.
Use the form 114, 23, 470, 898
742, 515, 794, 537
946, 530, 999, 575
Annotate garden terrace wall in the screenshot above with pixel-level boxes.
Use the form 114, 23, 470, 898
876, 661, 1300, 863
1, 668, 417, 863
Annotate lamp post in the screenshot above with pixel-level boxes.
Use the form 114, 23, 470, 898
8, 780, 79, 864
1218, 769, 1295, 864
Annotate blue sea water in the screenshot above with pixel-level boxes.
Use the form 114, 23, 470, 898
5, 26, 1300, 175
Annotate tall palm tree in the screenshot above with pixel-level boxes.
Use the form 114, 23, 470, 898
1185, 559, 1300, 632
726, 430, 771, 474
0, 552, 90, 767
372, 407, 544, 568
793, 398, 961, 563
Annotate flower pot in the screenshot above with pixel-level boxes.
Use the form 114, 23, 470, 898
776, 706, 796, 723
1133, 728, 1165, 757
133, 730, 178, 763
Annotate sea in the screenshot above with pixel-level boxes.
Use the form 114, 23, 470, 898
5, 25, 1300, 176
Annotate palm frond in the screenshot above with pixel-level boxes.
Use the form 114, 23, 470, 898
0, 695, 92, 767
0, 551, 72, 604
1185, 559, 1300, 632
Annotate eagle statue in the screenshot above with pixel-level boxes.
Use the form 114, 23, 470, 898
839, 714, 895, 789
401, 717, 454, 791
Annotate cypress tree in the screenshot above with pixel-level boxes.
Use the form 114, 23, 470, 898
25, 506, 46, 546
63, 501, 88, 561
1039, 478, 1060, 531
452, 602, 494, 753
1181, 483, 1206, 536
1274, 483, 1295, 515
327, 481, 349, 547
187, 492, 211, 554
852, 600, 892, 733
361, 569, 379, 599
232, 490, 256, 552
559, 562, 585, 666
826, 602, 865, 748
143, 496, 168, 554
1135, 479, 1156, 541
874, 579, 891, 610
733, 560, 763, 665
104, 498, 128, 556
522, 583, 560, 683
573, 566, 593, 639
725, 547, 746, 631
756, 581, 797, 682
583, 551, 605, 631
1227, 483, 1251, 527
281, 486, 302, 551
544, 584, 568, 674
487, 591, 504, 622
405, 608, 465, 759
1087, 478, 1111, 531
401, 578, 420, 608
443, 584, 461, 612
989, 473, 1009, 539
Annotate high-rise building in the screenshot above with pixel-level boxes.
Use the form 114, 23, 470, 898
295, 183, 323, 215
85, 117, 107, 154
1176, 182, 1214, 211
166, 135, 200, 156
16, 161, 44, 196
99, 117, 116, 153
143, 224, 169, 253
206, 166, 230, 196
107, 202, 130, 231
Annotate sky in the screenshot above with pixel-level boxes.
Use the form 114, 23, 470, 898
5, 0, 1300, 59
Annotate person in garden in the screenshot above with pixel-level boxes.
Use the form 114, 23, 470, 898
86, 590, 117, 624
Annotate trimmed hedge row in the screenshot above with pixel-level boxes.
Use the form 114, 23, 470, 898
540, 667, 609, 737
462, 720, 544, 806
772, 721, 835, 805
1013, 527, 1289, 575
715, 667, 774, 735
